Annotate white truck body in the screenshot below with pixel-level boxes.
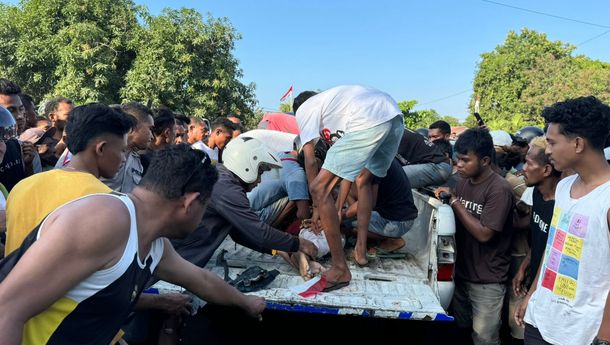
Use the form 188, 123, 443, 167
152, 190, 456, 321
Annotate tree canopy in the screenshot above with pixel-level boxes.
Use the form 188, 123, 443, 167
469, 28, 610, 131
0, 0, 258, 118
398, 100, 460, 129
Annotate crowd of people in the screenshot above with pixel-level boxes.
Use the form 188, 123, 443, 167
0, 77, 608, 345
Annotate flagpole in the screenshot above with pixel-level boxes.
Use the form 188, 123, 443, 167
290, 83, 294, 114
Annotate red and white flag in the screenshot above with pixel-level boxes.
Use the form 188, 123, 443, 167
280, 85, 293, 102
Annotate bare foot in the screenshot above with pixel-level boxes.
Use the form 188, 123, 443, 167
379, 237, 406, 252
352, 248, 368, 266
322, 266, 351, 285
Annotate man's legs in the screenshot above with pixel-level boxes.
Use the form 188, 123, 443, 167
310, 170, 350, 285
353, 169, 374, 266
524, 324, 554, 345
469, 282, 505, 345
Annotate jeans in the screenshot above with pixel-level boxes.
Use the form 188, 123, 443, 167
256, 196, 289, 224
402, 161, 452, 188
452, 280, 506, 345
524, 324, 554, 345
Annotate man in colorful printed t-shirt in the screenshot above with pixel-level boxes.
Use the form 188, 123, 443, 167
515, 96, 610, 345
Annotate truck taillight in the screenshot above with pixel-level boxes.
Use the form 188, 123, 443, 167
437, 263, 454, 281
437, 235, 455, 281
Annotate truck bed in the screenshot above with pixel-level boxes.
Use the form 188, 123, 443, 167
152, 192, 452, 321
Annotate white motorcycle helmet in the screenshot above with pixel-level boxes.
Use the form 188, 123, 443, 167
222, 136, 282, 183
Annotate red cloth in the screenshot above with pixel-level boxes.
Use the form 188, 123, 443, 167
258, 112, 299, 134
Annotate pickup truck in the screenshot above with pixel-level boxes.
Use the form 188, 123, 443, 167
152, 189, 456, 322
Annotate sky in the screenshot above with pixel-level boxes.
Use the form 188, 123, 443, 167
13, 0, 610, 119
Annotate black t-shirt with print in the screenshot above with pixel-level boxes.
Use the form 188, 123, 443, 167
529, 187, 555, 282
397, 129, 447, 165
373, 158, 418, 222
455, 172, 514, 284
0, 139, 25, 191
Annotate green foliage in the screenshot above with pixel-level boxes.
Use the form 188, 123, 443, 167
398, 99, 462, 129
471, 28, 610, 132
441, 115, 461, 126
242, 108, 264, 131
279, 102, 292, 113
0, 0, 257, 118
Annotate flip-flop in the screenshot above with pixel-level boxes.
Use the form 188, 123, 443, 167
368, 247, 406, 259
322, 280, 350, 292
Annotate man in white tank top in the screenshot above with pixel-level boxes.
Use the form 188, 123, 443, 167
0, 145, 265, 344
514, 96, 610, 345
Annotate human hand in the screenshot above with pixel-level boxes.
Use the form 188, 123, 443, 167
157, 293, 192, 316
514, 293, 532, 327
434, 187, 453, 200
298, 238, 318, 258
54, 138, 67, 158
242, 295, 266, 320
512, 269, 528, 297
21, 142, 35, 165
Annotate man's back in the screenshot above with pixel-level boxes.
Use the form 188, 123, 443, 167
0, 193, 164, 345
296, 85, 401, 145
397, 129, 446, 165
5, 169, 111, 255
173, 165, 299, 268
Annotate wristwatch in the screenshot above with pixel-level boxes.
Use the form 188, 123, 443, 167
592, 337, 610, 345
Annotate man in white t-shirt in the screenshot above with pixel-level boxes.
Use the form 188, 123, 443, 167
191, 118, 234, 163
294, 85, 404, 290
515, 96, 610, 345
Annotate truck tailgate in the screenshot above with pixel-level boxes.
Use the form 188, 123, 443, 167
152, 237, 452, 321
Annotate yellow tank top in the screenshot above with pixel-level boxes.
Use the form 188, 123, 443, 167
5, 169, 111, 255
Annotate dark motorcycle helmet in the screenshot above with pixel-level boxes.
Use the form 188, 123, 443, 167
515, 126, 544, 144
0, 106, 17, 142
415, 128, 429, 138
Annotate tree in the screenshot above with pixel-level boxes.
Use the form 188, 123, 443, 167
121, 8, 257, 118
441, 115, 461, 126
470, 28, 574, 131
0, 0, 258, 118
279, 102, 292, 113
398, 100, 443, 129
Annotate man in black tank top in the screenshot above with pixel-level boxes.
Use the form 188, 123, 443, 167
0, 145, 265, 344
512, 137, 561, 298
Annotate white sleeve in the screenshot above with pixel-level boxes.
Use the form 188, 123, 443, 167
520, 186, 534, 206
296, 99, 323, 145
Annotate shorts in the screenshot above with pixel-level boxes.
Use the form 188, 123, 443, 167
322, 115, 404, 181
352, 211, 414, 238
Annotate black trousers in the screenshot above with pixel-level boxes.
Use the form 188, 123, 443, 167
524, 324, 553, 345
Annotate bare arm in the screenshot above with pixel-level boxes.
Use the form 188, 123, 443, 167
450, 196, 496, 242
515, 247, 544, 327
595, 210, 610, 341
0, 197, 128, 344
295, 200, 311, 220
513, 249, 531, 296
343, 184, 379, 219
302, 141, 318, 187
154, 239, 265, 318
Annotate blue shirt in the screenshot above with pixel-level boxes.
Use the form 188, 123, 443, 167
248, 152, 309, 211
